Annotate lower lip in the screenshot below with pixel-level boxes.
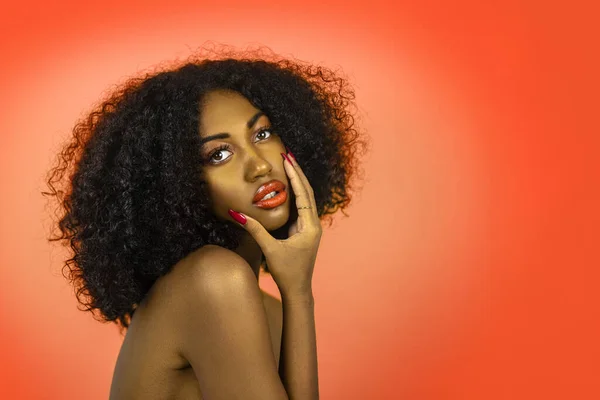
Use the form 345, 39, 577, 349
253, 190, 288, 209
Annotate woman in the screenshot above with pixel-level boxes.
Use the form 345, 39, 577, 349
44, 46, 366, 399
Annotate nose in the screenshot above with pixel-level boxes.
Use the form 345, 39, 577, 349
244, 148, 273, 182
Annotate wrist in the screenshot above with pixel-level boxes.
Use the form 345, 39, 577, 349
281, 289, 314, 305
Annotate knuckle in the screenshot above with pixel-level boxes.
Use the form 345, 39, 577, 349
308, 225, 322, 236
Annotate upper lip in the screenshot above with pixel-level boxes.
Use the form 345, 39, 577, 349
253, 179, 286, 203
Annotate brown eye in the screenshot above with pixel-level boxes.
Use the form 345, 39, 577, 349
205, 144, 233, 165
255, 128, 273, 141
212, 151, 225, 161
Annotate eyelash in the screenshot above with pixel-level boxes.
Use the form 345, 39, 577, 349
205, 127, 274, 164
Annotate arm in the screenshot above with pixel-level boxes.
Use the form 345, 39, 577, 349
178, 247, 288, 400
226, 149, 322, 399
279, 290, 319, 400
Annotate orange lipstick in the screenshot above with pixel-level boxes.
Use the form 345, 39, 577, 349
253, 180, 288, 209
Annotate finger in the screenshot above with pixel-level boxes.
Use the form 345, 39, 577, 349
285, 148, 314, 200
228, 209, 276, 254
284, 150, 317, 216
282, 154, 318, 224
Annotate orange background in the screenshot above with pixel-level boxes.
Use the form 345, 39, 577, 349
1, 0, 598, 399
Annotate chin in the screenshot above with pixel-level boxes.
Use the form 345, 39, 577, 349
237, 197, 289, 231
255, 207, 291, 232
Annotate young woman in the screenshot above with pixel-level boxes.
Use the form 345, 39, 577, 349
44, 46, 366, 399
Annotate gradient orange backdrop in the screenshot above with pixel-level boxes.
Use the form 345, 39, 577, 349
1, 0, 598, 399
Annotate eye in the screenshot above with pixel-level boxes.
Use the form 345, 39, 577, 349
255, 127, 273, 141
205, 144, 233, 165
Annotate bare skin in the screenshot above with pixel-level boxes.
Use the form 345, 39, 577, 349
109, 245, 282, 400
109, 90, 321, 399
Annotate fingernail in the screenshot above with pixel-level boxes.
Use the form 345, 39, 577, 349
228, 209, 247, 225
285, 147, 296, 162
281, 152, 292, 164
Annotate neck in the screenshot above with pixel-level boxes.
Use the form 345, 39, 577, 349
233, 231, 263, 280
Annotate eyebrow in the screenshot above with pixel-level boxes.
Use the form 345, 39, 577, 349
199, 111, 265, 146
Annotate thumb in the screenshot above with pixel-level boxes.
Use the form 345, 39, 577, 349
228, 209, 274, 250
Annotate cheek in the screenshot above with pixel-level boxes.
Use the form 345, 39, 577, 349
205, 178, 242, 210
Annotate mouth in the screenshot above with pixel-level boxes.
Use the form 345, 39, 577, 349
253, 180, 288, 209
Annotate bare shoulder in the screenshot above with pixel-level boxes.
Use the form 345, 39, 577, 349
171, 245, 286, 398
167, 244, 267, 325
146, 244, 242, 301
178, 244, 256, 287
115, 245, 285, 399
144, 244, 258, 334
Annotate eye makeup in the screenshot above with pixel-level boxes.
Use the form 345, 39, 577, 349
201, 125, 275, 165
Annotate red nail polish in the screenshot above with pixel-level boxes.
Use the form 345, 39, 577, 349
281, 152, 292, 164
228, 209, 247, 225
285, 147, 296, 161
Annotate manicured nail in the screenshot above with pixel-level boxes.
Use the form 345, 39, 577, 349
228, 209, 247, 225
281, 152, 292, 164
285, 147, 296, 162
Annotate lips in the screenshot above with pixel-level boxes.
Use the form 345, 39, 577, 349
253, 179, 286, 203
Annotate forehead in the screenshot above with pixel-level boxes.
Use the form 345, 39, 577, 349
199, 90, 260, 135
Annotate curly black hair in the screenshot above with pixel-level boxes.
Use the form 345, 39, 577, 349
43, 45, 368, 331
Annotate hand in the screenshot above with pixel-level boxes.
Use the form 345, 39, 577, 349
228, 150, 322, 297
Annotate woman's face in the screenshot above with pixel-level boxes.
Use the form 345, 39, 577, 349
198, 89, 291, 231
